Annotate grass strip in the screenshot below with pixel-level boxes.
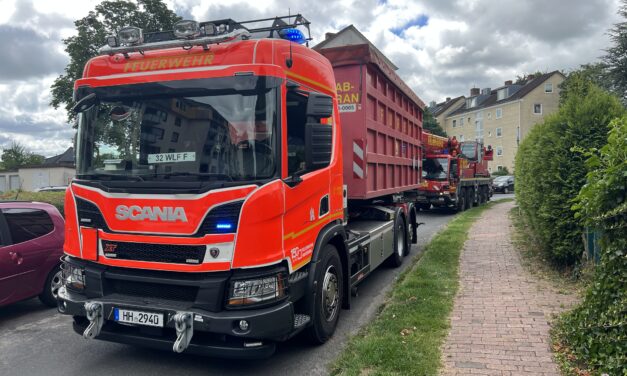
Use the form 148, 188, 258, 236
330, 201, 507, 376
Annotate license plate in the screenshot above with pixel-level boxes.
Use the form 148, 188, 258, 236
114, 308, 164, 327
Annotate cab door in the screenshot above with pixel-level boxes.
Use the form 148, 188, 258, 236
282, 90, 333, 270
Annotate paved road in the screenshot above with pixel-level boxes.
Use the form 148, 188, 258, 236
0, 196, 512, 376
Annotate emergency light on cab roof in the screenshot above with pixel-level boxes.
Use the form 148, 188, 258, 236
99, 15, 312, 57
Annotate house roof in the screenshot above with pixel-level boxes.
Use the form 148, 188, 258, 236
447, 71, 565, 117
432, 96, 464, 117
313, 25, 398, 70
44, 147, 74, 166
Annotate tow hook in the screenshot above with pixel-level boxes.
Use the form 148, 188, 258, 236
83, 302, 104, 339
172, 312, 194, 353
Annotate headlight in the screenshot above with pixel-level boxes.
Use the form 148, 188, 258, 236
227, 273, 286, 307
62, 262, 86, 291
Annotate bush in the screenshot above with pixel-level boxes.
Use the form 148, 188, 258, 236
0, 191, 66, 215
555, 116, 627, 374
515, 76, 625, 265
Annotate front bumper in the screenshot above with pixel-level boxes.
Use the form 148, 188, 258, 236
416, 192, 456, 206
57, 257, 304, 359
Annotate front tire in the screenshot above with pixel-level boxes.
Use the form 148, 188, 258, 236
306, 244, 343, 344
456, 189, 466, 212
39, 265, 62, 307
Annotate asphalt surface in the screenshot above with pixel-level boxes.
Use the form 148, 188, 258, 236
0, 194, 514, 376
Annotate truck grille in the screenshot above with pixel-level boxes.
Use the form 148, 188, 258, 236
109, 279, 198, 302
102, 241, 206, 265
197, 200, 244, 235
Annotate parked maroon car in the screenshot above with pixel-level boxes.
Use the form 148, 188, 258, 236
0, 201, 64, 307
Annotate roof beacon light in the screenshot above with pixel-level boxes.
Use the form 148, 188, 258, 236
174, 20, 201, 39
118, 26, 143, 46
279, 28, 307, 44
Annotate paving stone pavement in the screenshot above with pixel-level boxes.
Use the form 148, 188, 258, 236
441, 201, 579, 376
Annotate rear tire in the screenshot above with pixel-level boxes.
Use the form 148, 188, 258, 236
464, 189, 473, 210
456, 189, 466, 212
39, 265, 62, 307
306, 244, 343, 344
386, 213, 407, 267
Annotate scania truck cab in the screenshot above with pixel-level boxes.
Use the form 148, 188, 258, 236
57, 16, 424, 358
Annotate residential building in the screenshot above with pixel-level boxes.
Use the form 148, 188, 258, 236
439, 71, 565, 173
0, 147, 75, 192
431, 96, 465, 129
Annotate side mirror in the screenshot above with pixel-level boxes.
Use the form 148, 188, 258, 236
72, 93, 98, 113
305, 123, 332, 172
484, 146, 494, 161
306, 93, 333, 119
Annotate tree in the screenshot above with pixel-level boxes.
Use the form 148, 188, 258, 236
422, 107, 447, 137
0, 142, 45, 170
559, 63, 614, 106
513, 70, 545, 85
50, 0, 181, 124
515, 77, 625, 265
603, 0, 627, 104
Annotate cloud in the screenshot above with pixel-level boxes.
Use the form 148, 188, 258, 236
0, 0, 623, 157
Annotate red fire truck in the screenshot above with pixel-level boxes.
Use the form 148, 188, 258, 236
57, 16, 425, 358
416, 132, 493, 211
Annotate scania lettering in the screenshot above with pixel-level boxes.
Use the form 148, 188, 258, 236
114, 205, 188, 222
57, 16, 428, 358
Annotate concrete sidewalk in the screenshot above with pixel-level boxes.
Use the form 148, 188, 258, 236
441, 201, 578, 376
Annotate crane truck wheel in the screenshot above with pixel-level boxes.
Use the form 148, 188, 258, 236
306, 244, 343, 345
386, 212, 407, 267
456, 189, 466, 212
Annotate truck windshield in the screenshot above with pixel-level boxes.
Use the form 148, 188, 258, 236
423, 157, 449, 180
75, 76, 280, 185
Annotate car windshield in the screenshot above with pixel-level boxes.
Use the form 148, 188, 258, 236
75, 76, 280, 185
423, 157, 449, 180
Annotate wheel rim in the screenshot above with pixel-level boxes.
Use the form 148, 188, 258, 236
397, 223, 405, 256
322, 265, 339, 322
50, 270, 63, 299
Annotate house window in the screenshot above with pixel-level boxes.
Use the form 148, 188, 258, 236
175, 117, 181, 127
459, 135, 464, 142
544, 83, 553, 93
496, 127, 502, 137
475, 121, 483, 141
467, 117, 471, 124
452, 119, 457, 128
171, 132, 179, 142
460, 117, 464, 126
496, 146, 503, 156
533, 103, 542, 114
496, 108, 502, 119
487, 112, 491, 120
497, 165, 504, 171
497, 88, 507, 101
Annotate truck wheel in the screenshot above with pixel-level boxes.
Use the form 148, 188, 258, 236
456, 189, 466, 212
386, 213, 407, 267
479, 187, 486, 204
306, 244, 343, 344
39, 265, 62, 307
464, 189, 473, 210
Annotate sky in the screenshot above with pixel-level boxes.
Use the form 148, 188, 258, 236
0, 0, 622, 157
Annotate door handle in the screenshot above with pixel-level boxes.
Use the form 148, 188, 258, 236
9, 251, 23, 264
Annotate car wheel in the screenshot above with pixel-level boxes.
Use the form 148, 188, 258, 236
504, 187, 509, 194
306, 244, 343, 344
386, 213, 407, 267
39, 265, 62, 307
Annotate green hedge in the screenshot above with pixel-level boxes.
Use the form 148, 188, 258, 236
0, 191, 66, 216
515, 75, 625, 265
555, 116, 627, 374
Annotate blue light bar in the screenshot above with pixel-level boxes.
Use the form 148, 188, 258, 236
279, 28, 307, 44
216, 223, 233, 230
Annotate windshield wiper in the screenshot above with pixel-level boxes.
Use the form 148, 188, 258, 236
150, 172, 234, 181
76, 173, 145, 181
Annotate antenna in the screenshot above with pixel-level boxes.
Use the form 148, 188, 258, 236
286, 9, 293, 68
